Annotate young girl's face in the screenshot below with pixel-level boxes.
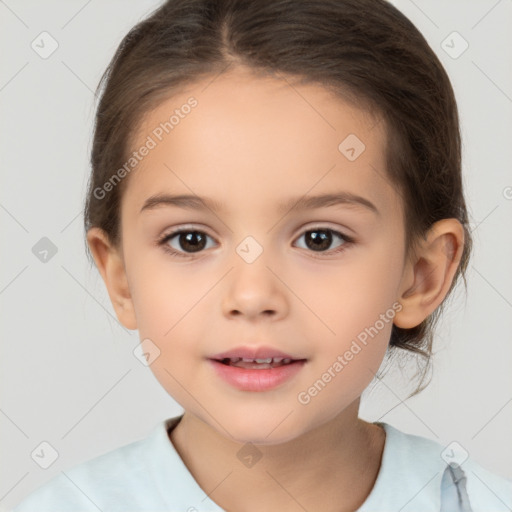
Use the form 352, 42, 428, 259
119, 67, 408, 444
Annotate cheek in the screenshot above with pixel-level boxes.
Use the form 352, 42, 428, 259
131, 275, 197, 339
124, 235, 204, 334
291, 239, 403, 346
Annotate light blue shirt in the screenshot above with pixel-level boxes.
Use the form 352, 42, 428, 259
10, 415, 512, 511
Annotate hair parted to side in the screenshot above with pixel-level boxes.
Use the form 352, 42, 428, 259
84, 0, 473, 396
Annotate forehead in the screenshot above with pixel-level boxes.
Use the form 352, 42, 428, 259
123, 67, 393, 217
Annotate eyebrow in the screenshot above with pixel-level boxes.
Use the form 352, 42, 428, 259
140, 192, 379, 216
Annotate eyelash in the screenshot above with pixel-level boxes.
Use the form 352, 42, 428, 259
156, 225, 355, 260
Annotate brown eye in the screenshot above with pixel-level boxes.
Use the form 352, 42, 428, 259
305, 230, 332, 251
159, 229, 215, 257
173, 231, 207, 253
294, 227, 352, 255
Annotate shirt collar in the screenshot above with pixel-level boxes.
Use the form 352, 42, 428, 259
357, 422, 447, 511
147, 414, 225, 511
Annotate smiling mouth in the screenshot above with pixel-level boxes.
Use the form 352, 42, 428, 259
215, 357, 304, 369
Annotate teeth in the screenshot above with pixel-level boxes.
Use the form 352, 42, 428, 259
221, 357, 294, 365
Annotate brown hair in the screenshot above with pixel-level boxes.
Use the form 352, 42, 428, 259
84, 0, 472, 395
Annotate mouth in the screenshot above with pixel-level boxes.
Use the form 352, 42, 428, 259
213, 357, 305, 369
207, 345, 308, 391
208, 356, 307, 392
209, 345, 306, 365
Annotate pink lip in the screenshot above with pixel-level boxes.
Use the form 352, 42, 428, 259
209, 345, 303, 361
209, 359, 306, 392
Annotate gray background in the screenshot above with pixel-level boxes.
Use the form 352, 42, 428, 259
1, 0, 511, 509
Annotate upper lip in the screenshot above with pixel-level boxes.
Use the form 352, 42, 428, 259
209, 345, 306, 361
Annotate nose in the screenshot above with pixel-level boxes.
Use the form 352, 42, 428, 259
221, 252, 288, 321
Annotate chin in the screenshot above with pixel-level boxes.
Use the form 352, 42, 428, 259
219, 411, 311, 447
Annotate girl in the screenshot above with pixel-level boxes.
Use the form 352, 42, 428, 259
11, 0, 511, 511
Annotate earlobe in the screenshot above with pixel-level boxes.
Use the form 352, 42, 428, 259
393, 219, 464, 329
86, 227, 138, 330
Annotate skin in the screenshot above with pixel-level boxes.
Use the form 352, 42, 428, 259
87, 66, 464, 512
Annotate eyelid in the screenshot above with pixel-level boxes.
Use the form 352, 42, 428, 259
298, 221, 351, 233
295, 221, 356, 240
158, 223, 217, 240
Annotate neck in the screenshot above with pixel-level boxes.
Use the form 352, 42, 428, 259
168, 402, 386, 512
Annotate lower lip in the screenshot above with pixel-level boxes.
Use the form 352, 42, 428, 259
208, 359, 306, 392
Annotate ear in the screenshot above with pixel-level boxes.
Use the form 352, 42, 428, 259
393, 219, 465, 329
86, 227, 138, 330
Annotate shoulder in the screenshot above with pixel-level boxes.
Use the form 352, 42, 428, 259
9, 419, 177, 512
377, 422, 512, 511
461, 455, 512, 511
